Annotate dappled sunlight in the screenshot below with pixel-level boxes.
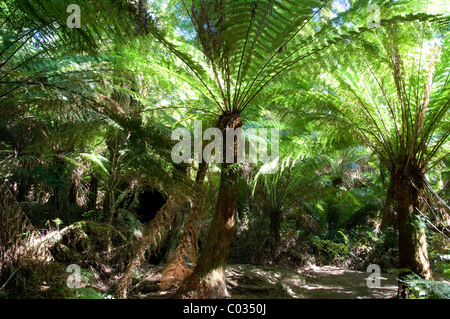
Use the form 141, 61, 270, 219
225, 264, 397, 299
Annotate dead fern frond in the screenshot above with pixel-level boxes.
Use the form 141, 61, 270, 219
116, 195, 183, 299
159, 191, 206, 291
159, 162, 208, 291
0, 181, 54, 295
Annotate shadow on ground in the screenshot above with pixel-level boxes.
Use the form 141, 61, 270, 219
226, 264, 398, 299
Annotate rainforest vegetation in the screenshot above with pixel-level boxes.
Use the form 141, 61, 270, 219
0, 0, 449, 300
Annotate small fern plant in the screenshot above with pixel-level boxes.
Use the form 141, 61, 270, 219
403, 273, 450, 299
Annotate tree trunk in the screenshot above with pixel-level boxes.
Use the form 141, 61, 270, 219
17, 173, 30, 202
173, 113, 241, 299
160, 201, 189, 264
269, 210, 281, 256
103, 186, 114, 255
392, 173, 433, 298
160, 161, 209, 290
381, 184, 396, 229
104, 136, 121, 255
68, 181, 77, 205
87, 176, 98, 211
103, 188, 113, 221
52, 156, 68, 218
116, 196, 182, 299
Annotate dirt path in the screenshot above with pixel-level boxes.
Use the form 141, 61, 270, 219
226, 264, 398, 299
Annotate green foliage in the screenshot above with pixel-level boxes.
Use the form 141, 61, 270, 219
311, 235, 349, 264
69, 287, 113, 299
66, 268, 114, 299
436, 254, 450, 278
404, 273, 450, 299
1, 0, 449, 299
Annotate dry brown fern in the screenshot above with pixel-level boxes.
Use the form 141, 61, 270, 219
0, 181, 54, 295
159, 163, 208, 291
116, 195, 183, 298
159, 192, 206, 291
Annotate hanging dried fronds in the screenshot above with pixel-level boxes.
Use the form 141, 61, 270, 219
116, 195, 183, 299
158, 193, 205, 290
159, 163, 208, 291
0, 181, 53, 293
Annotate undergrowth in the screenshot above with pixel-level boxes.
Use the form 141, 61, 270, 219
0, 210, 142, 299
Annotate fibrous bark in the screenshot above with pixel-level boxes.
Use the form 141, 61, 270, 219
392, 170, 434, 298
173, 113, 242, 299
160, 161, 209, 290
116, 195, 182, 299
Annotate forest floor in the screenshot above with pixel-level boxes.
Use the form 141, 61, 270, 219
225, 264, 398, 299
132, 264, 399, 299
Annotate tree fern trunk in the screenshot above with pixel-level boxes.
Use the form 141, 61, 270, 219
381, 184, 396, 229
160, 201, 189, 264
17, 173, 30, 202
103, 184, 114, 255
52, 156, 68, 218
269, 210, 281, 257
393, 172, 433, 298
87, 176, 98, 211
116, 196, 182, 298
174, 113, 242, 299
160, 161, 209, 290
104, 136, 120, 255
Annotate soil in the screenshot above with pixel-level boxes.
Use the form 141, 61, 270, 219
225, 264, 398, 299
133, 264, 399, 299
